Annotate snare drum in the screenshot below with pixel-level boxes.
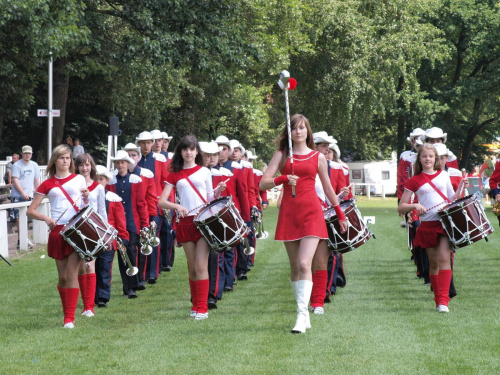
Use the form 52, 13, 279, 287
194, 197, 249, 252
60, 206, 117, 261
437, 194, 493, 249
324, 199, 372, 253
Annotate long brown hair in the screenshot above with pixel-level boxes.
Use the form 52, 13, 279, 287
75, 153, 97, 181
413, 143, 441, 175
277, 114, 315, 171
46, 144, 75, 178
169, 135, 203, 173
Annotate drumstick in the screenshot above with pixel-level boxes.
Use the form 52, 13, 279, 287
211, 179, 230, 193
49, 192, 84, 231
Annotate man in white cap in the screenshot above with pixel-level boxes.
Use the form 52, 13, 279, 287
11, 145, 40, 249
148, 131, 176, 274
94, 165, 129, 308
123, 143, 161, 283
136, 131, 171, 282
161, 132, 173, 159
214, 135, 250, 291
108, 150, 149, 298
229, 139, 257, 280
397, 128, 425, 203
199, 141, 231, 307
150, 130, 163, 153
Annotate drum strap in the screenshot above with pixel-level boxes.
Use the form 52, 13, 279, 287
422, 174, 451, 203
58, 186, 81, 213
186, 176, 208, 204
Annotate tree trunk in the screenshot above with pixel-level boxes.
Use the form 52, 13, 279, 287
52, 58, 70, 147
396, 76, 406, 157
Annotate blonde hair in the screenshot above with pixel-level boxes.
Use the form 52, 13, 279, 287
413, 143, 441, 175
46, 144, 75, 178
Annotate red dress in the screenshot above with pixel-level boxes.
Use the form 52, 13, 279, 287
275, 151, 328, 241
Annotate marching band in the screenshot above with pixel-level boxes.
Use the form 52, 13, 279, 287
24, 118, 494, 334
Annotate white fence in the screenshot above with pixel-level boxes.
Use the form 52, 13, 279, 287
267, 182, 388, 203
0, 199, 50, 259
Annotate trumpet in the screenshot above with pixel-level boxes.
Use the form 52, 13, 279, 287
252, 207, 268, 239
116, 237, 138, 276
148, 221, 160, 247
163, 208, 172, 226
244, 237, 255, 256
140, 227, 153, 255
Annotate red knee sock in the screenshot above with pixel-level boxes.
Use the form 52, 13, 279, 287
429, 274, 439, 306
85, 273, 96, 313
58, 286, 80, 324
196, 279, 209, 314
437, 269, 452, 306
189, 279, 196, 312
78, 274, 87, 309
311, 270, 328, 308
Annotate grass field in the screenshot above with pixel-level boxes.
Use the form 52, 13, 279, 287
1, 197, 499, 374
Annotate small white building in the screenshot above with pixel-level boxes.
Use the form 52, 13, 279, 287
346, 159, 397, 196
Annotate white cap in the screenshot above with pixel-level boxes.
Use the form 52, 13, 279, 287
162, 132, 173, 141
434, 143, 449, 156
150, 130, 163, 140
329, 143, 340, 158
246, 150, 257, 160
229, 140, 245, 156
199, 141, 222, 154
215, 135, 233, 155
313, 131, 337, 145
110, 150, 135, 166
407, 128, 426, 142
425, 127, 447, 143
135, 131, 154, 145
122, 143, 141, 153
448, 150, 457, 162
96, 165, 113, 180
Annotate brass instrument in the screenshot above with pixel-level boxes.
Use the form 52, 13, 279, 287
252, 206, 268, 240
163, 208, 172, 226
148, 221, 160, 247
243, 238, 255, 256
116, 237, 138, 276
140, 227, 153, 255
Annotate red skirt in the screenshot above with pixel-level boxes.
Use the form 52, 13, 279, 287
48, 225, 75, 260
176, 216, 203, 243
415, 221, 448, 248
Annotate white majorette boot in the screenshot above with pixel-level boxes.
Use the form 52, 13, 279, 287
291, 280, 313, 333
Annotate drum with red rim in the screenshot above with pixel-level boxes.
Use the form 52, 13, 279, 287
324, 199, 372, 253
60, 206, 117, 261
437, 194, 493, 249
194, 197, 249, 252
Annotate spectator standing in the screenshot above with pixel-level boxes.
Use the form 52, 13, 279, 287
11, 146, 41, 248
72, 138, 85, 160
4, 153, 20, 185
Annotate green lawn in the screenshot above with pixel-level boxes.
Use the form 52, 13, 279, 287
1, 197, 499, 374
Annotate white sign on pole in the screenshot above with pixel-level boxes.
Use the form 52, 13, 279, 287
37, 109, 60, 117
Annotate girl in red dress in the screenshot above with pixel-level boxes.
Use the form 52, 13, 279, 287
75, 153, 107, 318
27, 145, 90, 328
159, 135, 226, 320
398, 144, 466, 312
260, 114, 347, 333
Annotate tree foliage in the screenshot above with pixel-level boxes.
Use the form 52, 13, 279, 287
1, 0, 499, 170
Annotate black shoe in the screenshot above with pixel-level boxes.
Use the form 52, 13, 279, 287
324, 296, 331, 304
148, 278, 157, 284
127, 290, 138, 299
162, 265, 172, 272
237, 273, 247, 281
97, 301, 107, 308
224, 287, 233, 292
232, 280, 237, 286
137, 281, 146, 290
208, 298, 218, 309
